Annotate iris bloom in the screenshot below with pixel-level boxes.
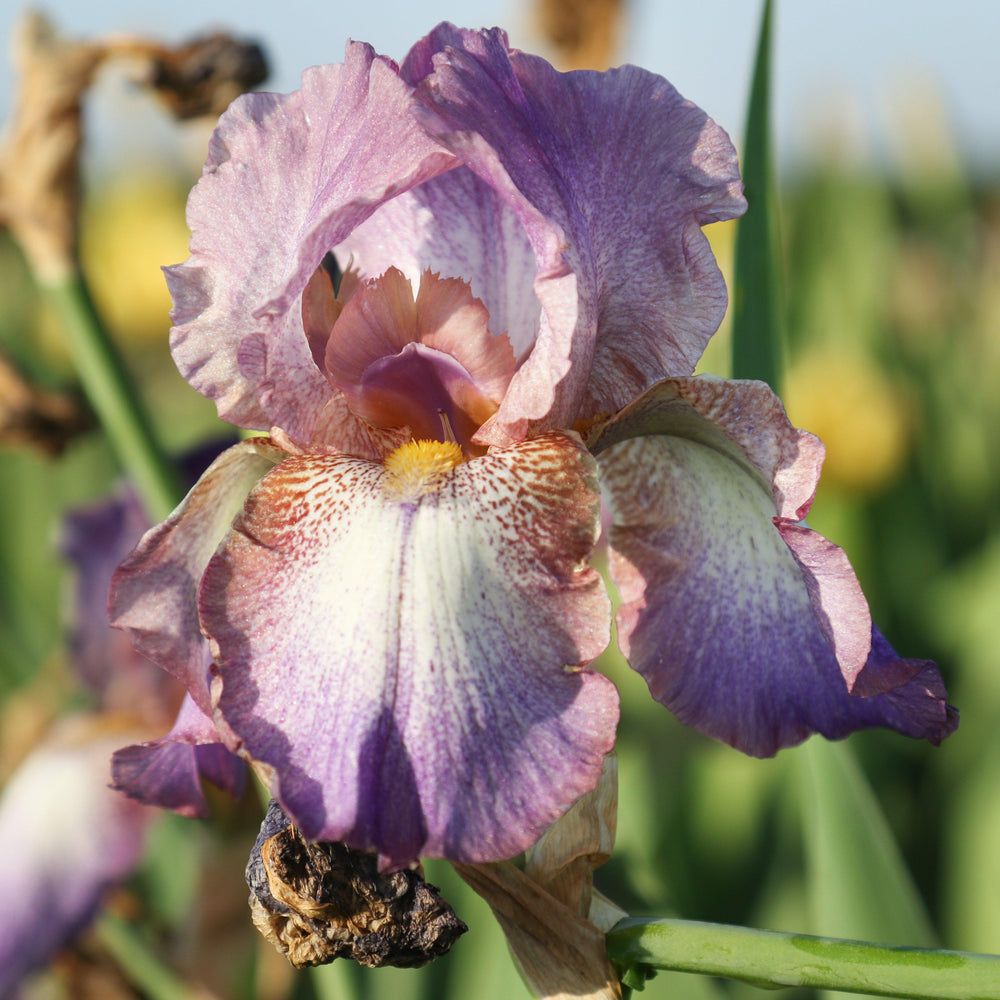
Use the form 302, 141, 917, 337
110, 24, 956, 872
0, 477, 243, 996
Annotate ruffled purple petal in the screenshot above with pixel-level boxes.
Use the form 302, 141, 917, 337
592, 377, 956, 756
166, 42, 456, 446
0, 719, 150, 996
853, 629, 958, 739
109, 438, 285, 714
111, 694, 246, 819
199, 433, 618, 868
400, 26, 744, 442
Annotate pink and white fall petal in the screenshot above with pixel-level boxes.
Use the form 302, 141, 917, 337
199, 433, 619, 868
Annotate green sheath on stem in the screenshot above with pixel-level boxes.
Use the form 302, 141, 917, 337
606, 917, 1000, 999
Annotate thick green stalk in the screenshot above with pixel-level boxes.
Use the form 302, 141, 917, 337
310, 961, 364, 1000
606, 917, 1000, 999
41, 267, 181, 520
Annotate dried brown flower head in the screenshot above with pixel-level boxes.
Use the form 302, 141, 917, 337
246, 800, 467, 969
0, 10, 268, 279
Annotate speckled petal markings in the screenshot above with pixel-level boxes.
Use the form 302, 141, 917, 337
199, 433, 618, 867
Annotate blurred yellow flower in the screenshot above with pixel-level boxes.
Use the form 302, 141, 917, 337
696, 218, 737, 376
783, 347, 914, 494
81, 170, 191, 344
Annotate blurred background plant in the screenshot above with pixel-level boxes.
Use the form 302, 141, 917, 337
1, 1, 998, 998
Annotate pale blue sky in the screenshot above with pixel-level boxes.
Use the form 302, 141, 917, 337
2, 0, 998, 176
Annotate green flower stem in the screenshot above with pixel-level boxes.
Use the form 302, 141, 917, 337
42, 267, 182, 521
606, 917, 1000, 999
96, 913, 207, 1000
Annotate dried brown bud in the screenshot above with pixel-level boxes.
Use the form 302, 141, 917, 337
0, 350, 91, 454
135, 33, 268, 120
525, 752, 618, 918
0, 11, 105, 279
0, 10, 268, 281
246, 801, 466, 969
455, 754, 625, 999
454, 861, 621, 1000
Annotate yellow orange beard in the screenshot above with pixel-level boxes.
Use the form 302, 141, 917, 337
382, 439, 465, 502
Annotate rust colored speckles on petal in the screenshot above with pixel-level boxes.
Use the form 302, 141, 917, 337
383, 439, 464, 502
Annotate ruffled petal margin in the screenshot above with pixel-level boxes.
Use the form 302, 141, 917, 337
167, 42, 456, 445
199, 432, 618, 868
405, 25, 745, 442
109, 438, 286, 715
592, 377, 957, 756
111, 693, 246, 818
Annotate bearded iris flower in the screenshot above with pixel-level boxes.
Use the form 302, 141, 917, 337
0, 464, 245, 996
109, 24, 956, 872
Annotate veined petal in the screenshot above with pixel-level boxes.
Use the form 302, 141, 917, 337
199, 433, 618, 867
109, 438, 285, 714
111, 693, 246, 819
591, 376, 870, 680
593, 377, 955, 756
401, 26, 744, 441
0, 718, 150, 996
167, 42, 456, 445
335, 163, 541, 366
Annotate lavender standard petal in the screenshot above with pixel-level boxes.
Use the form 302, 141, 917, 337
167, 42, 456, 445
410, 26, 745, 439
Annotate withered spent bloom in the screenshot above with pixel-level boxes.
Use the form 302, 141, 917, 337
246, 800, 467, 969
136, 32, 268, 120
0, 349, 91, 454
0, 10, 268, 279
0, 11, 103, 279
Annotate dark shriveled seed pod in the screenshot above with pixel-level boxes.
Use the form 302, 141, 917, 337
246, 800, 467, 969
